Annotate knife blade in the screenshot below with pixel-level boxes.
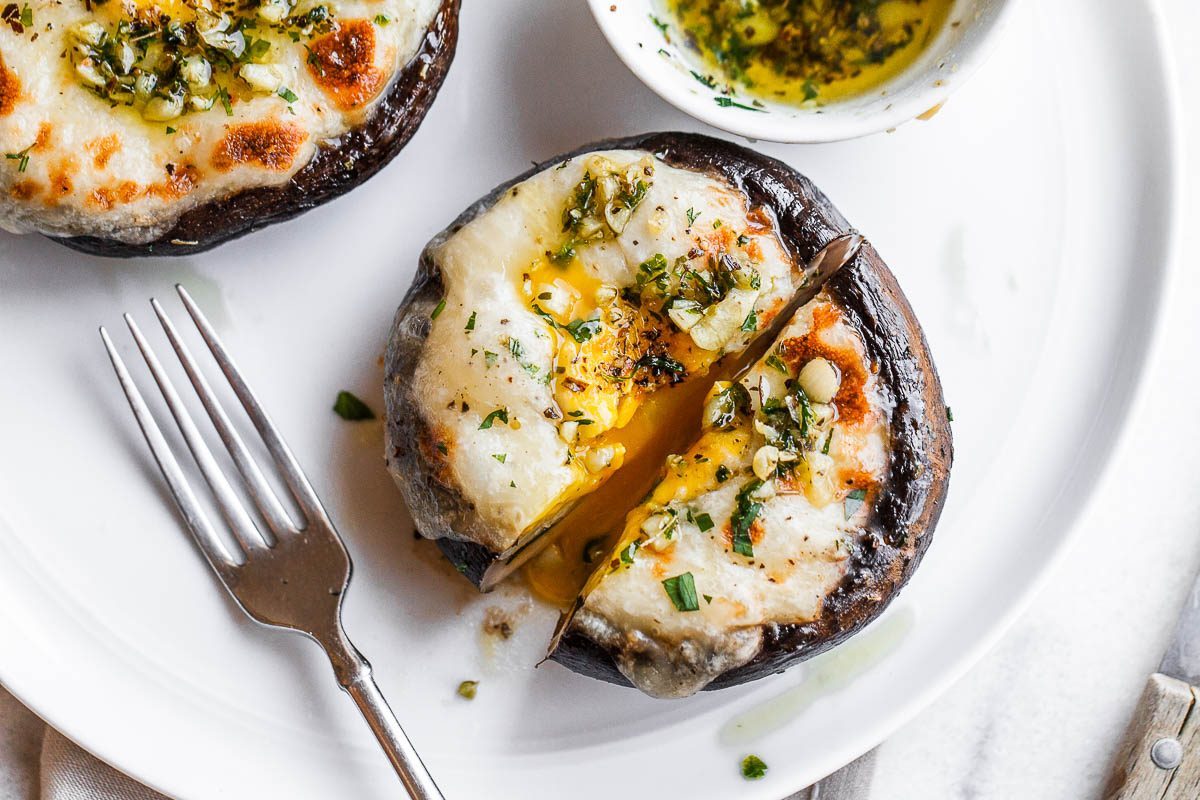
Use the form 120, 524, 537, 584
788, 748, 878, 800
1157, 573, 1200, 685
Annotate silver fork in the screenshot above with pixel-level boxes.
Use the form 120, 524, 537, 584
99, 285, 443, 800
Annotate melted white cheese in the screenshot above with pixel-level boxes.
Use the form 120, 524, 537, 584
0, 0, 438, 242
412, 150, 801, 554
572, 296, 891, 698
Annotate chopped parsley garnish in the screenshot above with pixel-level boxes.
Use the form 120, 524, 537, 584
332, 390, 374, 421
694, 512, 714, 532
374, 13, 390, 25
759, 383, 814, 452
740, 309, 757, 332
242, 37, 272, 63
165, 126, 177, 134
551, 239, 579, 264
479, 408, 509, 430
946, 406, 954, 422
710, 386, 748, 434
822, 430, 834, 455
741, 755, 768, 780
533, 305, 602, 344
803, 79, 820, 102
564, 316, 602, 343
844, 488, 867, 520
465, 311, 477, 331
649, 13, 669, 35
5, 144, 31, 173
483, 350, 498, 367
685, 207, 699, 226
715, 97, 765, 112
506, 337, 548, 383
731, 480, 764, 557
662, 572, 700, 612
456, 680, 478, 700
619, 540, 639, 564
19, 4, 31, 27
765, 353, 789, 374
491, 453, 507, 463
709, 383, 752, 429
691, 70, 717, 89
635, 353, 685, 376
65, 9, 338, 121
430, 298, 447, 319
530, 302, 556, 326
715, 465, 731, 483
636, 253, 669, 291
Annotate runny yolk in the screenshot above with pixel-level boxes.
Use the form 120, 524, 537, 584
515, 249, 758, 605
523, 371, 719, 605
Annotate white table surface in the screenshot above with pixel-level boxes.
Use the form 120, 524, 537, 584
2, 2, 1198, 798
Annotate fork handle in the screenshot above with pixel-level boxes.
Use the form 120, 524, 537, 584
322, 631, 445, 799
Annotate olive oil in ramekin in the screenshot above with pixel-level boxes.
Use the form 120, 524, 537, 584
667, 0, 955, 106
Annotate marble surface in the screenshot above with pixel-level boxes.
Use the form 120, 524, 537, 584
2, 2, 1198, 799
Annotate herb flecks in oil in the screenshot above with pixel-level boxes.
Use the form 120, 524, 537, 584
667, 0, 953, 106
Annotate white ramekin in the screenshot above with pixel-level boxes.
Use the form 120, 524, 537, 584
588, 0, 1018, 143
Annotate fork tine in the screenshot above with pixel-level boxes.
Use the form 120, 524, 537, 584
123, 312, 271, 552
152, 298, 298, 538
100, 326, 243, 572
175, 284, 330, 526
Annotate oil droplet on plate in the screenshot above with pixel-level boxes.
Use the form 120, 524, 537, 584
719, 605, 915, 747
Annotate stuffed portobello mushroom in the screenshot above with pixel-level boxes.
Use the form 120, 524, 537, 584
385, 132, 952, 697
0, 0, 457, 255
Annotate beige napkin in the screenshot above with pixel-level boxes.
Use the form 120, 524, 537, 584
0, 687, 167, 800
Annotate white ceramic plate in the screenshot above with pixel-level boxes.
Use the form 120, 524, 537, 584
0, 1, 1179, 798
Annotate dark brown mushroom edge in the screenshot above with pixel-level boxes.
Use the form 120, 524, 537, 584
26, 0, 459, 257
384, 132, 952, 698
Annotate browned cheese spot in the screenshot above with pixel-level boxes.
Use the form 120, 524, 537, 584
306, 20, 386, 111
86, 133, 121, 170
116, 180, 139, 203
146, 164, 199, 200
211, 121, 306, 172
0, 53, 18, 115
31, 122, 52, 151
46, 157, 77, 203
87, 187, 114, 209
776, 304, 871, 426
9, 179, 37, 199
86, 169, 196, 210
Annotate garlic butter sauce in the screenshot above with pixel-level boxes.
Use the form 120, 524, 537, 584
666, 0, 956, 106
